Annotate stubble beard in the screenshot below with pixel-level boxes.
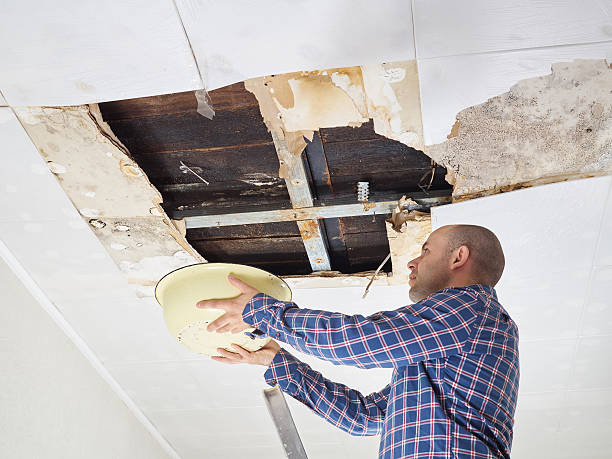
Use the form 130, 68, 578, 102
408, 269, 451, 303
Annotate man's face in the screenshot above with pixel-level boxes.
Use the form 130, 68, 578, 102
407, 227, 452, 302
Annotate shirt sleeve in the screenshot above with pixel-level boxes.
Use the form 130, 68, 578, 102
264, 347, 390, 436
243, 287, 479, 369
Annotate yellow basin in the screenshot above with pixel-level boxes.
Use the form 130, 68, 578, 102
155, 263, 292, 356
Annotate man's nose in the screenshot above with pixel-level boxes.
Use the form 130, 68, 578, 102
407, 257, 419, 271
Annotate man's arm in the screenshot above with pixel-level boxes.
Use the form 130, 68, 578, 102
212, 341, 390, 436
242, 288, 480, 369
265, 348, 391, 436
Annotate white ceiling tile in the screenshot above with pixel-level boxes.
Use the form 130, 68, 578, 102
553, 390, 612, 458
518, 339, 576, 393
418, 42, 612, 144
178, 444, 285, 459
146, 406, 283, 458
569, 335, 612, 390
303, 442, 348, 459
432, 177, 611, 279
413, 0, 612, 59
595, 183, 612, 266
497, 268, 588, 342
0, 108, 80, 222
61, 297, 194, 364
105, 361, 209, 412
340, 436, 381, 459
581, 266, 612, 336
0, 219, 131, 305
188, 359, 272, 409
175, 0, 415, 90
0, 1, 202, 106
0, 91, 6, 106
511, 391, 566, 458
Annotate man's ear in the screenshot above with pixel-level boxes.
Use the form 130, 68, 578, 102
449, 245, 470, 271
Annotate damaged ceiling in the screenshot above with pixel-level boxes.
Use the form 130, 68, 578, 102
97, 80, 450, 276
2, 1, 612, 459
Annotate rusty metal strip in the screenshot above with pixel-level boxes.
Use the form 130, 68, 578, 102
184, 196, 448, 228
271, 131, 331, 271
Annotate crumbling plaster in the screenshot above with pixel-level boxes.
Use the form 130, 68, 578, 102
426, 59, 612, 198
14, 105, 203, 297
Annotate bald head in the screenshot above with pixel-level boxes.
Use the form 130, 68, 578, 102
443, 225, 505, 287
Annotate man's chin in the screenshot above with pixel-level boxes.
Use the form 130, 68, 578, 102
408, 286, 424, 303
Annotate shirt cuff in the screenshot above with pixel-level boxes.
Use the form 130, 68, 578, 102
242, 292, 287, 340
263, 347, 299, 389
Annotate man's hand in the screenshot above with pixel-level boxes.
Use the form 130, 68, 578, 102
212, 340, 281, 367
196, 274, 260, 333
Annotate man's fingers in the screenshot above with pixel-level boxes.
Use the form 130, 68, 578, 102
216, 347, 242, 359
206, 316, 230, 332
196, 299, 225, 309
228, 274, 255, 293
231, 344, 250, 358
214, 323, 232, 334
211, 356, 239, 365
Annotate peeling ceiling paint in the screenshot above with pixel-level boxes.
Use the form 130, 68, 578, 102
13, 105, 203, 295
425, 59, 612, 197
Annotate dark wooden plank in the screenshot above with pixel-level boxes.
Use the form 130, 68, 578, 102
316, 169, 450, 203
324, 138, 433, 176
337, 215, 391, 234
209, 83, 259, 111
187, 221, 301, 241
164, 197, 294, 219
344, 232, 392, 273
99, 91, 197, 121
98, 83, 258, 121
106, 105, 271, 154
130, 143, 281, 184
319, 120, 380, 144
189, 237, 308, 264
246, 261, 311, 276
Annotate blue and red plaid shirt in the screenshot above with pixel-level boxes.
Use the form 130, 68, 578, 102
242, 284, 519, 458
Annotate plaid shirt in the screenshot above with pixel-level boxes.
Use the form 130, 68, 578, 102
242, 284, 519, 458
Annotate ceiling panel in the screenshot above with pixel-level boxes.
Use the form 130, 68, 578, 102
418, 42, 612, 144
175, 0, 416, 90
0, 108, 78, 223
518, 339, 575, 393
59, 297, 196, 364
595, 185, 612, 266
431, 176, 611, 283
0, 219, 131, 305
569, 335, 612, 390
0, 1, 201, 106
580, 266, 612, 336
413, 0, 612, 59
498, 268, 588, 341
0, 91, 6, 106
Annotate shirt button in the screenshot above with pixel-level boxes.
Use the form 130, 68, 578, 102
275, 332, 280, 338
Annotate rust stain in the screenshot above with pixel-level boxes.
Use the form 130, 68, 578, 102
362, 201, 377, 212
447, 120, 460, 139
299, 219, 320, 240
453, 171, 603, 202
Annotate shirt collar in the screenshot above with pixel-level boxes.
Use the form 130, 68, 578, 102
465, 283, 498, 300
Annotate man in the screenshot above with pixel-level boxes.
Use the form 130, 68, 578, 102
197, 224, 519, 458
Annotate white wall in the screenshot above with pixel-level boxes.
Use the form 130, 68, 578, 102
0, 257, 172, 459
